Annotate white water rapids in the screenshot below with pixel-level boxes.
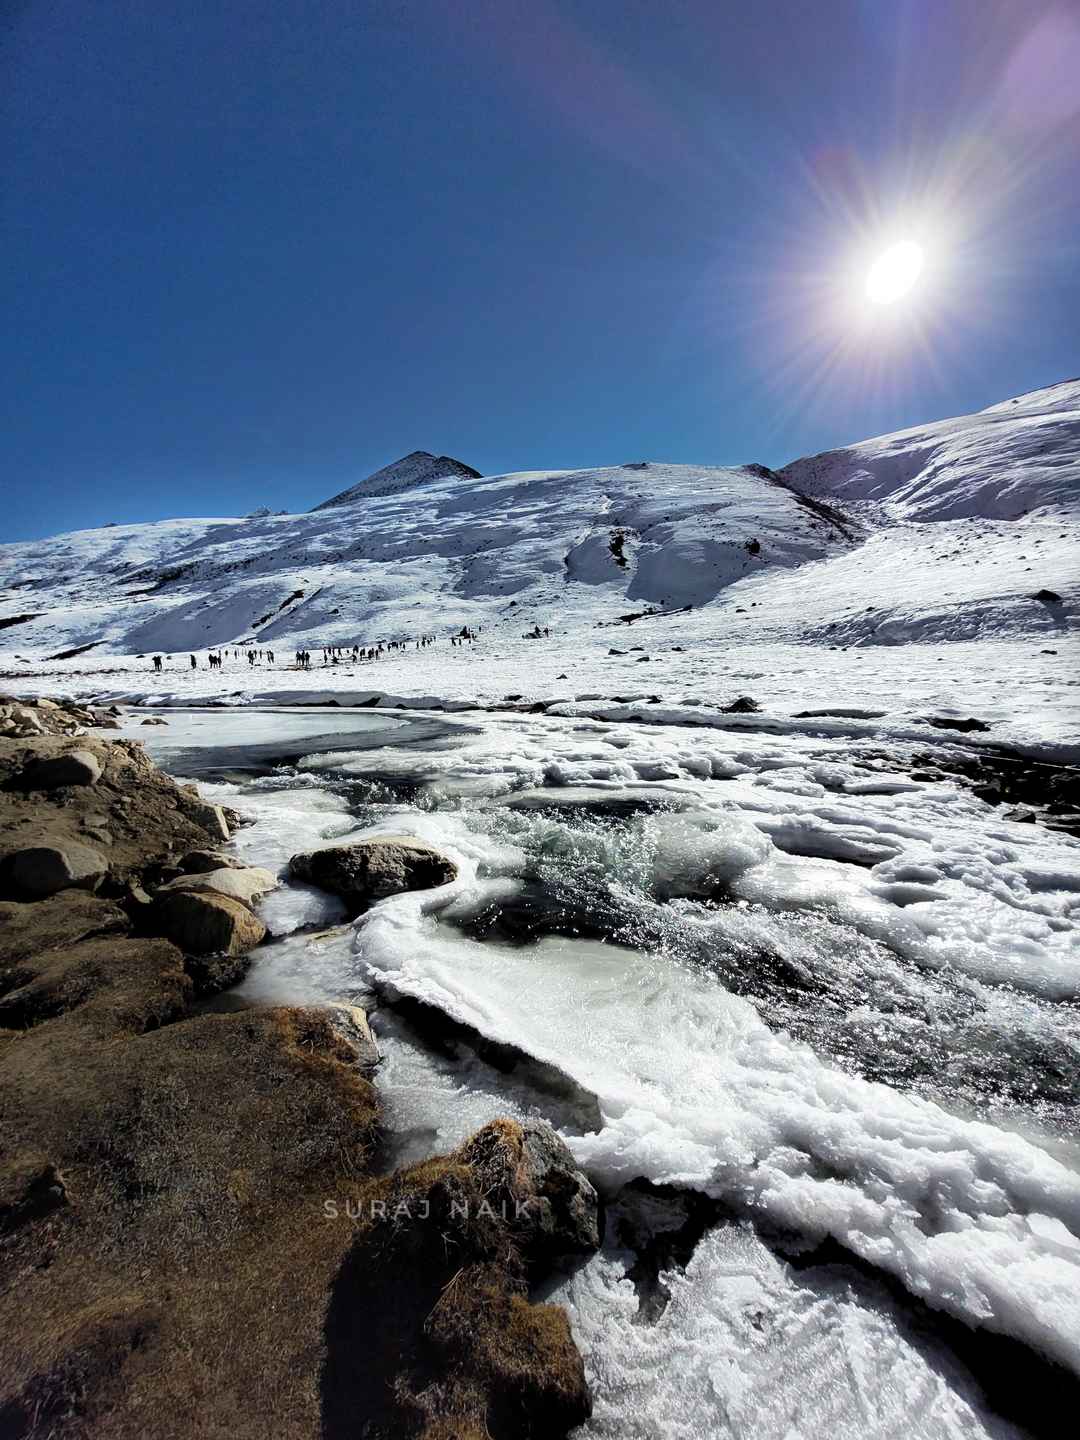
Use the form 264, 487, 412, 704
131, 707, 1080, 1438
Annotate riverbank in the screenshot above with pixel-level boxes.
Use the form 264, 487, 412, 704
0, 698, 599, 1439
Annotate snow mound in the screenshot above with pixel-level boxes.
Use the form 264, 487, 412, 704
312, 450, 481, 508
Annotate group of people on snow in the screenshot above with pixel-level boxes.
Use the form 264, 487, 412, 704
149, 622, 536, 674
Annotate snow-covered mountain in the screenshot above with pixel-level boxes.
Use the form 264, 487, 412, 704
312, 450, 482, 509
781, 377, 1080, 520
0, 462, 858, 656
0, 381, 1076, 660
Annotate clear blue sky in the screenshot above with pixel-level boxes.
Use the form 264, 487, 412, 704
4, 0, 1078, 540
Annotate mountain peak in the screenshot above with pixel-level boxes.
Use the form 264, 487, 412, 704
312, 452, 481, 510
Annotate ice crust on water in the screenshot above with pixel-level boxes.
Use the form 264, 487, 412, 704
551, 1224, 1028, 1439
307, 713, 1080, 1001
147, 708, 1080, 1391
199, 776, 355, 933
352, 812, 1080, 1374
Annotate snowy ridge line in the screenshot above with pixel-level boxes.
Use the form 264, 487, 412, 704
0, 458, 856, 655
780, 376, 1080, 522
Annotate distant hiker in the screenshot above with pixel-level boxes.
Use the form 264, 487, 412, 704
267, 650, 274, 663
190, 654, 197, 670
153, 655, 162, 672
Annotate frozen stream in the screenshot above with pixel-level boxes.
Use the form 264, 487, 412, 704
135, 707, 1080, 1438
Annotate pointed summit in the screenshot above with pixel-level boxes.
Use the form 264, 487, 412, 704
312, 451, 481, 510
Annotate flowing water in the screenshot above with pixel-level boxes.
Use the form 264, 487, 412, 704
133, 707, 1080, 1438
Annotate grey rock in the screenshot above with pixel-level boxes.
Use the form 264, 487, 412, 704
324, 1002, 380, 1068
5, 842, 107, 898
516, 1118, 601, 1259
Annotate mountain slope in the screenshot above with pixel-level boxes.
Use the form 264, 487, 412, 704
781, 378, 1080, 521
0, 463, 858, 655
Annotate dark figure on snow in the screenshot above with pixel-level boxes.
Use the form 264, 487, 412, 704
190, 654, 197, 669
153, 655, 163, 672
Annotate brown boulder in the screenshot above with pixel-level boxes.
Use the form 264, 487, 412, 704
175, 849, 243, 874
289, 835, 457, 915
154, 890, 266, 956
20, 748, 103, 788
175, 794, 231, 842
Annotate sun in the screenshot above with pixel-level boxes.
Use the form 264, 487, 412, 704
865, 240, 925, 304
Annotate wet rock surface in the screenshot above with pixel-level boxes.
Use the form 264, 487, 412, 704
290, 835, 458, 915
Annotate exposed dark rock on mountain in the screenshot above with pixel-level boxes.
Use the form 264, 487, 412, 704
313, 451, 481, 510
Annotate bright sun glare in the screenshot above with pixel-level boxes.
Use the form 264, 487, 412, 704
865, 240, 925, 304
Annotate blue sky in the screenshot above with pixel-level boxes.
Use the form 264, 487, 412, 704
4, 0, 1078, 540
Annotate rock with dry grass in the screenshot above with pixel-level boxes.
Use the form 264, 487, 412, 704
0, 703, 597, 1439
321, 1117, 599, 1440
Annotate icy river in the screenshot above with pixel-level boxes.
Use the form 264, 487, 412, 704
128, 705, 1080, 1438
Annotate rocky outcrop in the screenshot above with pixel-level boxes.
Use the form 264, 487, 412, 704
4, 840, 108, 898
321, 1118, 599, 1439
313, 451, 481, 510
175, 791, 231, 842
0, 733, 236, 904
925, 715, 992, 733
324, 1002, 380, 1069
0, 696, 121, 740
175, 848, 244, 874
289, 835, 458, 915
18, 748, 103, 789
